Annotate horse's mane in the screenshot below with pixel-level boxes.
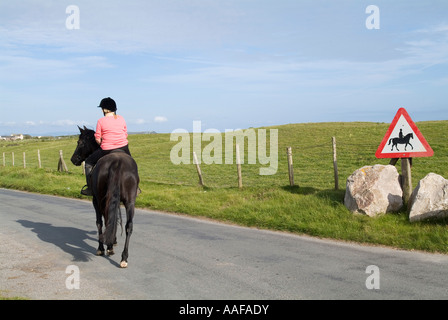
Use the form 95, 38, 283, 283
82, 128, 95, 136
79, 128, 98, 152
80, 128, 96, 141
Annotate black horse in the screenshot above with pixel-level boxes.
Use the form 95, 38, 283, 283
71, 126, 140, 268
388, 133, 414, 152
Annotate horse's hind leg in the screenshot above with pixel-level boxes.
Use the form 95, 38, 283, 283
393, 144, 400, 152
391, 142, 396, 151
96, 221, 105, 256
120, 201, 135, 268
93, 198, 105, 256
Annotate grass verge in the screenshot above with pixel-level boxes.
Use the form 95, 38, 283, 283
1, 121, 447, 253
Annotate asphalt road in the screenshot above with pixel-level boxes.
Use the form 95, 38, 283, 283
0, 188, 447, 300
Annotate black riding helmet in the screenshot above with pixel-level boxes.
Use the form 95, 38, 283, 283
97, 97, 117, 112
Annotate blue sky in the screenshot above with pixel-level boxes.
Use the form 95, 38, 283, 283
0, 0, 447, 135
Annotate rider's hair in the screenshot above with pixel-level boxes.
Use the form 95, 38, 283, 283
102, 108, 117, 119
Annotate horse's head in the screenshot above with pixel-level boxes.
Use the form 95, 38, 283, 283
71, 126, 99, 166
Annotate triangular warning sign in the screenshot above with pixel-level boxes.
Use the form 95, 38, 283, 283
375, 108, 433, 159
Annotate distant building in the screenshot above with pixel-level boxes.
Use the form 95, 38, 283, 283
1, 134, 24, 141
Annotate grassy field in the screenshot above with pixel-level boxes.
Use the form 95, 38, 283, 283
1, 121, 448, 253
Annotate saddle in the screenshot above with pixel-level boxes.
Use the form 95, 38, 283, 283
109, 149, 127, 154
87, 150, 141, 196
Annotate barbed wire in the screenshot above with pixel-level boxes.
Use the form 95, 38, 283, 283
1, 137, 443, 190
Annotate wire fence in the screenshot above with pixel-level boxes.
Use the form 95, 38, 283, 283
0, 136, 391, 190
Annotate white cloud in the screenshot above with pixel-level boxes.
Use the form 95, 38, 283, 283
0, 54, 113, 83
1, 1, 447, 132
0, 121, 17, 127
51, 120, 78, 126
135, 118, 146, 125
154, 116, 167, 123
0, 0, 248, 54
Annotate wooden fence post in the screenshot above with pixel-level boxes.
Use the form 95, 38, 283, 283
286, 147, 295, 186
2, 152, 5, 167
12, 152, 14, 167
236, 143, 243, 189
401, 158, 412, 205
38, 149, 42, 168
193, 152, 204, 186
332, 137, 339, 190
23, 152, 26, 168
58, 150, 68, 172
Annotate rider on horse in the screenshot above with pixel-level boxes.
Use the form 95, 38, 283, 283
81, 97, 132, 196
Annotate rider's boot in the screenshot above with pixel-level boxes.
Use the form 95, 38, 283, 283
81, 164, 93, 196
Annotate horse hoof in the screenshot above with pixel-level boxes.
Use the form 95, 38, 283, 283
96, 250, 105, 256
120, 261, 128, 268
107, 249, 114, 256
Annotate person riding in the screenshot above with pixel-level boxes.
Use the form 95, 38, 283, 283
81, 97, 131, 196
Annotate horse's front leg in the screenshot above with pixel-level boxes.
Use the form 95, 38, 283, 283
106, 244, 115, 256
105, 214, 115, 256
120, 202, 135, 268
114, 206, 121, 247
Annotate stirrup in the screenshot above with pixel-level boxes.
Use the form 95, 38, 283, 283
81, 185, 93, 196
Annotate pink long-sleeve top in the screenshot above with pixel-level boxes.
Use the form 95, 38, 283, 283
94, 115, 129, 150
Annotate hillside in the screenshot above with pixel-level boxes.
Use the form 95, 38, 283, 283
1, 121, 448, 253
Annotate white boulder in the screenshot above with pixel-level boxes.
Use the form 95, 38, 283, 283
409, 173, 448, 222
344, 165, 403, 217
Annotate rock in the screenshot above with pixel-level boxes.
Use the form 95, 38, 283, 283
344, 165, 403, 217
409, 173, 448, 222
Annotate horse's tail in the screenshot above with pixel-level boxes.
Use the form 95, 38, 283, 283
388, 138, 392, 145
103, 162, 121, 246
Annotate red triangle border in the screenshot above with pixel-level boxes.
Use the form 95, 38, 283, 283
375, 108, 434, 159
